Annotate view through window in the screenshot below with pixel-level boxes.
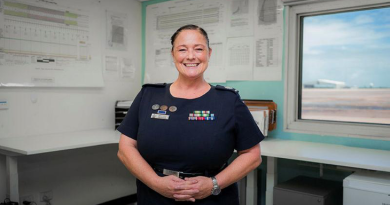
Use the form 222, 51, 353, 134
300, 7, 390, 125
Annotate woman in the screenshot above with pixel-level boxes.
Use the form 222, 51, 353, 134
117, 24, 264, 204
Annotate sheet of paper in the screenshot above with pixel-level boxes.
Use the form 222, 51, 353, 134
106, 10, 128, 51
104, 55, 119, 80
264, 109, 269, 136
226, 0, 254, 37
253, 0, 283, 81
104, 55, 135, 81
253, 34, 282, 81
121, 57, 135, 80
206, 42, 226, 83
250, 110, 267, 136
257, 0, 278, 27
226, 37, 254, 81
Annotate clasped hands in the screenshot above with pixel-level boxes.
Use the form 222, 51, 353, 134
154, 175, 214, 202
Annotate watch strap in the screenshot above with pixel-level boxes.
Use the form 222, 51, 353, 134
211, 176, 221, 195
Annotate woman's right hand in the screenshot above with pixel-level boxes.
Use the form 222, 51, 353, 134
152, 175, 199, 202
118, 135, 199, 202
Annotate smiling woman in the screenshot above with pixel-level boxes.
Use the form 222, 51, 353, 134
171, 27, 212, 90
117, 24, 264, 205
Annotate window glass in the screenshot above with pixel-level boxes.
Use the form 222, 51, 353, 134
300, 7, 390, 125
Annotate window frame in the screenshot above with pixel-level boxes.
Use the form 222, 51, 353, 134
284, 0, 390, 140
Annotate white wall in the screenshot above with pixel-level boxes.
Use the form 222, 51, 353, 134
0, 0, 142, 204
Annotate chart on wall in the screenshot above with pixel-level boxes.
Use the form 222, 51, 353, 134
0, 0, 103, 87
145, 0, 283, 83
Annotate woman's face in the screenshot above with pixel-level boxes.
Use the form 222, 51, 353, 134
171, 30, 212, 80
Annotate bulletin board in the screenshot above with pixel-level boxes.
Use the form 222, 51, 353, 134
0, 0, 104, 87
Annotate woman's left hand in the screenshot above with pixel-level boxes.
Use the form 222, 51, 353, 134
174, 176, 213, 200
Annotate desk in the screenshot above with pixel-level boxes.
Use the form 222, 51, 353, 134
3, 132, 389, 205
0, 129, 120, 202
260, 139, 390, 205
0, 129, 254, 205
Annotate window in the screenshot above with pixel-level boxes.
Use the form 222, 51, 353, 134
285, 0, 390, 139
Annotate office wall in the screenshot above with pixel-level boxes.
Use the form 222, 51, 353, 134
0, 0, 142, 204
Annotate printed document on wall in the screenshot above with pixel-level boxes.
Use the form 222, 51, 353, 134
0, 0, 103, 87
106, 10, 128, 51
253, 34, 282, 81
254, 0, 283, 33
226, 37, 254, 81
120, 57, 135, 80
104, 55, 135, 82
205, 41, 226, 83
145, 0, 227, 83
104, 55, 119, 81
204, 25, 227, 83
253, 0, 283, 81
226, 0, 254, 37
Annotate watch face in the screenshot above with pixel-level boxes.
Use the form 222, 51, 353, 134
212, 187, 221, 195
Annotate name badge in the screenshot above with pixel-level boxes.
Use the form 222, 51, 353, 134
151, 113, 169, 120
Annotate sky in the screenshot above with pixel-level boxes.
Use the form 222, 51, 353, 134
302, 7, 390, 88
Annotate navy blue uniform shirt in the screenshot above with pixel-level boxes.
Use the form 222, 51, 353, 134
118, 83, 264, 205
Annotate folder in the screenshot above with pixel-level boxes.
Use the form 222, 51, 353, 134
243, 100, 277, 132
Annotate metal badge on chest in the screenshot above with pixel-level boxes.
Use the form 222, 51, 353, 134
151, 104, 177, 120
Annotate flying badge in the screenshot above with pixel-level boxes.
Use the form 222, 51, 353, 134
160, 105, 168, 111
152, 104, 160, 110
169, 106, 177, 112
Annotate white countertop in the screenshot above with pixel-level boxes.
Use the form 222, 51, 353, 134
261, 138, 390, 172
0, 129, 120, 156
1, 130, 389, 172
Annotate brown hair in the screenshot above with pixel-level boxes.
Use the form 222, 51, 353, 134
170, 24, 210, 51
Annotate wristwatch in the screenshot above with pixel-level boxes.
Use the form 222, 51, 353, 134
211, 176, 221, 195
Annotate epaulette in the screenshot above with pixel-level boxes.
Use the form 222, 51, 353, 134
142, 83, 167, 88
215, 85, 239, 94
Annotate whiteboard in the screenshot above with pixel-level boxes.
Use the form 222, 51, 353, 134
144, 0, 284, 83
0, 0, 104, 87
